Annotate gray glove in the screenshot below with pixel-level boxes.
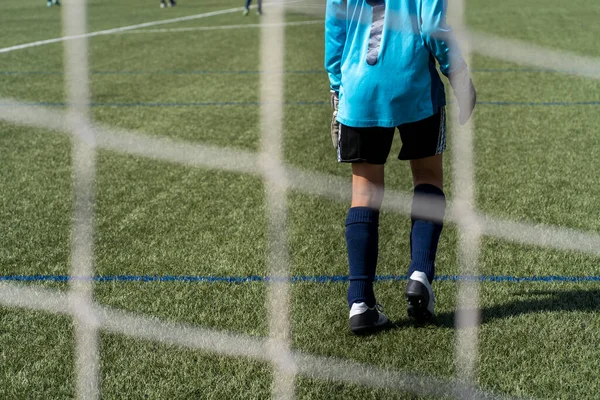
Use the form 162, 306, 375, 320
448, 65, 477, 125
330, 90, 340, 149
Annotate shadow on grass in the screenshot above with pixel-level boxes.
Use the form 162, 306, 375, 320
401, 289, 600, 329
351, 322, 398, 337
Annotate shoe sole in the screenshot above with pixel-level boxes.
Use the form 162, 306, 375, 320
350, 321, 389, 335
349, 310, 389, 335
406, 280, 433, 321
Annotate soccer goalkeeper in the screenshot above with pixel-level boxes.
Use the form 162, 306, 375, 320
325, 0, 476, 334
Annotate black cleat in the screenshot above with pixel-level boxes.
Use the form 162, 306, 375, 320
349, 302, 389, 335
406, 271, 434, 321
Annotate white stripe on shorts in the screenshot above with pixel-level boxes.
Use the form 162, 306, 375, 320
435, 107, 447, 155
337, 125, 342, 162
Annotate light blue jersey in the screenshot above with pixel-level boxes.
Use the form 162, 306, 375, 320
325, 0, 465, 127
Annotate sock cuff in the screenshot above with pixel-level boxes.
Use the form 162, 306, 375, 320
412, 184, 446, 223
414, 183, 445, 198
345, 206, 379, 226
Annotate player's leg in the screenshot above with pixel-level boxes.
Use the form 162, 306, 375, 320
243, 0, 251, 15
408, 131, 445, 293
398, 108, 447, 320
339, 125, 394, 334
347, 162, 384, 309
257, 0, 263, 15
351, 163, 385, 208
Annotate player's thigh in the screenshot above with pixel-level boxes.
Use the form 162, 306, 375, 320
337, 124, 395, 165
397, 107, 446, 161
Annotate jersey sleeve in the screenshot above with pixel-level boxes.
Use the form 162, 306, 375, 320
324, 0, 347, 93
419, 0, 466, 76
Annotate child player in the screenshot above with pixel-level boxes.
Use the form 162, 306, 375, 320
325, 0, 476, 334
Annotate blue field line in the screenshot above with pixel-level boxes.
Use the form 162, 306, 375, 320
478, 101, 600, 106
1, 274, 600, 283
2, 100, 600, 108
1, 68, 599, 76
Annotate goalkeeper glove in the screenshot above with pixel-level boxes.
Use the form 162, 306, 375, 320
330, 90, 340, 149
448, 65, 477, 125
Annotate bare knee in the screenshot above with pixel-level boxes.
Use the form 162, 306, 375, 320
410, 154, 443, 189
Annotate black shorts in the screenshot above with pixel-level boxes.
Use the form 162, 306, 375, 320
337, 107, 446, 164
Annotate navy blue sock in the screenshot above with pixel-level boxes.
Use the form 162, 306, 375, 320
346, 207, 379, 308
244, 0, 251, 8
408, 184, 446, 283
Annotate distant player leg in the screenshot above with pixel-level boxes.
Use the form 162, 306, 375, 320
257, 0, 263, 15
243, 0, 251, 15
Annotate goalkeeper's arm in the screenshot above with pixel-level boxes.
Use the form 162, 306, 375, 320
420, 0, 476, 124
325, 0, 346, 94
324, 0, 346, 147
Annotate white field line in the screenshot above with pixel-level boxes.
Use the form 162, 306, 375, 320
259, 1, 295, 399
450, 1, 481, 390
123, 20, 323, 34
2, 98, 600, 258
468, 30, 600, 81
61, 0, 100, 398
0, 8, 244, 54
0, 0, 305, 55
0, 282, 517, 400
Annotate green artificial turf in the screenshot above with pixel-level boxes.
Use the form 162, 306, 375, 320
1, 0, 599, 398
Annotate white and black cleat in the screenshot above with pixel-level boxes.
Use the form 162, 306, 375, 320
349, 302, 389, 335
406, 271, 435, 321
